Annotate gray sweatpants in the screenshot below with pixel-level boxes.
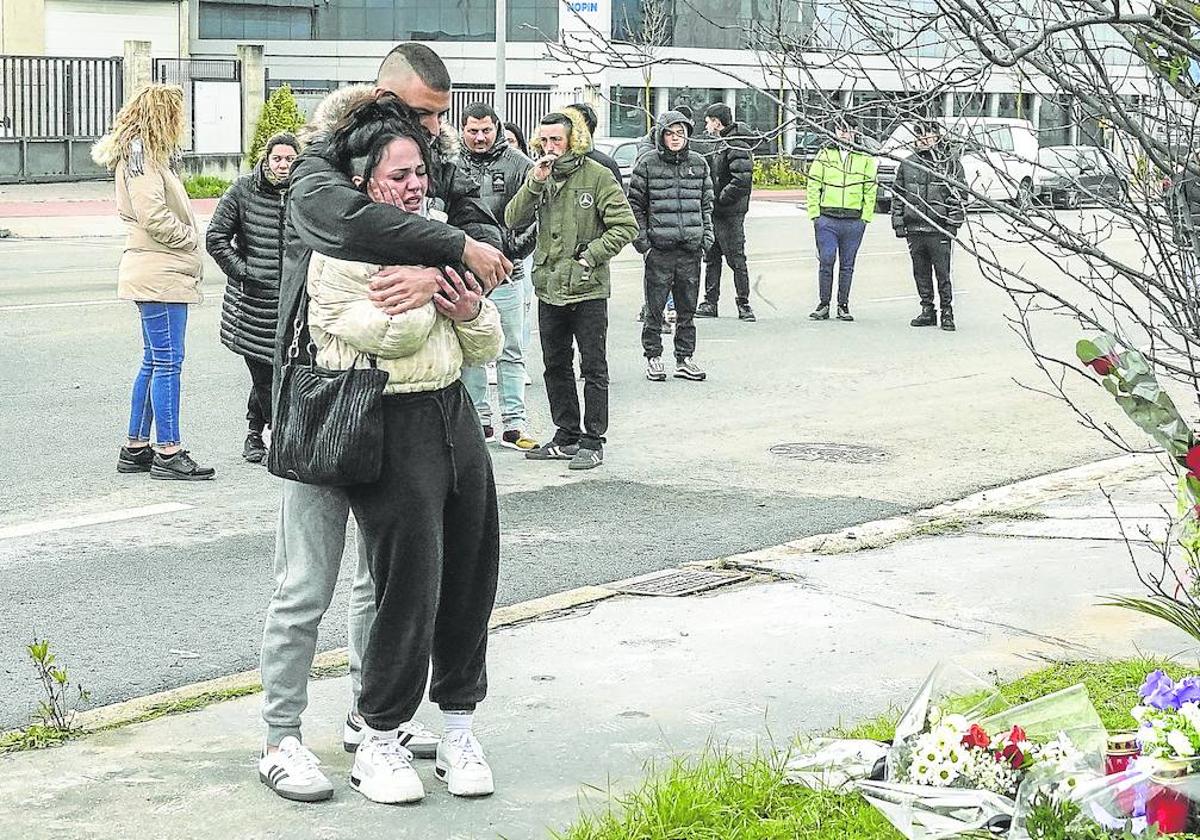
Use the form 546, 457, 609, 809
260, 480, 376, 746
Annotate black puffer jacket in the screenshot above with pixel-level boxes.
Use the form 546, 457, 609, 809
708, 122, 754, 218
206, 161, 287, 363
457, 134, 538, 282
628, 111, 714, 253
891, 146, 967, 236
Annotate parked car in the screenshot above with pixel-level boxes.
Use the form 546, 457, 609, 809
591, 137, 642, 187
883, 117, 1039, 209
1034, 145, 1129, 208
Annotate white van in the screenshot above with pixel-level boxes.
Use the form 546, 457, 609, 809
883, 117, 1039, 207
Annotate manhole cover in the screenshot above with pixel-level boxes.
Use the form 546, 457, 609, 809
769, 442, 891, 464
609, 568, 750, 597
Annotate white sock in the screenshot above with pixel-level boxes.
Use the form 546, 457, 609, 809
361, 721, 397, 741
443, 711, 473, 736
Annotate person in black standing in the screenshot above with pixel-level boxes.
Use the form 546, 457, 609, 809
566, 102, 624, 189
628, 110, 713, 382
891, 121, 966, 332
206, 131, 300, 462
696, 103, 755, 322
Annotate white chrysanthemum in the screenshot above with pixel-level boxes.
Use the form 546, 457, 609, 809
1132, 705, 1148, 722
1180, 702, 1200, 732
943, 714, 969, 734
1168, 730, 1196, 757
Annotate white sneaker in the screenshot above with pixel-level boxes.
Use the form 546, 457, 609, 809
343, 711, 440, 758
258, 736, 334, 803
435, 731, 495, 797
350, 732, 425, 804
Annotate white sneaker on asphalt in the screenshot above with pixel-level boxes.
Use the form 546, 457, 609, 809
435, 731, 495, 797
350, 733, 425, 804
258, 736, 334, 803
343, 711, 440, 758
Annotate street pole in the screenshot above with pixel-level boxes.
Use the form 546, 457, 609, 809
495, 0, 507, 123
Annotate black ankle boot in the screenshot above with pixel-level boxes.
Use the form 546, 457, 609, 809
940, 308, 956, 331
911, 305, 937, 327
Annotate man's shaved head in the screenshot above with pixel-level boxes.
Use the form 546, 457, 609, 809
377, 43, 451, 92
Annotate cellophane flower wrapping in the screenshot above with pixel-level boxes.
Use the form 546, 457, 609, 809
784, 738, 890, 789
1009, 756, 1137, 837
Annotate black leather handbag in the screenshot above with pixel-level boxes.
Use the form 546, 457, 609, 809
267, 297, 389, 486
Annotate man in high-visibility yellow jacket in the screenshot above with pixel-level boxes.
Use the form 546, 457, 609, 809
805, 117, 878, 322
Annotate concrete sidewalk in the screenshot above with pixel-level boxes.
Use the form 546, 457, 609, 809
0, 456, 1191, 839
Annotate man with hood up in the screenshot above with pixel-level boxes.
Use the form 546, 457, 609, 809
506, 109, 638, 471
628, 110, 714, 383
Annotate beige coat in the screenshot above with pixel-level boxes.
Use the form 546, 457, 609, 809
115, 158, 204, 303
306, 253, 503, 395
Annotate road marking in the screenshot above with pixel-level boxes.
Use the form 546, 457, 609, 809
0, 287, 224, 312
0, 502, 194, 541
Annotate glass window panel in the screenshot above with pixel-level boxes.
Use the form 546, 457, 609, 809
608, 86, 649, 138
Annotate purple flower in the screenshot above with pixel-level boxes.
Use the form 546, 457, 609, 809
1173, 676, 1200, 707
1141, 670, 1180, 710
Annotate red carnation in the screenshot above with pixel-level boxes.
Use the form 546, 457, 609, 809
962, 724, 991, 749
1085, 353, 1119, 376
1186, 445, 1200, 479
1009, 725, 1027, 744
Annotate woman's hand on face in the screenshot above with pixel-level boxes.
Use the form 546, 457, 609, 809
433, 267, 484, 323
368, 177, 405, 208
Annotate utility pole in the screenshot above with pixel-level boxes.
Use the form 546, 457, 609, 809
495, 0, 507, 123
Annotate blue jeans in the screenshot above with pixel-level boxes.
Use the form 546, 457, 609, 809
462, 281, 527, 431
128, 302, 188, 447
814, 215, 867, 308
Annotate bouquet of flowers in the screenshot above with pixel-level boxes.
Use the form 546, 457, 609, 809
1133, 671, 1200, 768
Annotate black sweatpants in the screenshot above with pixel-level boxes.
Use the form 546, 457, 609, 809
907, 232, 954, 310
347, 382, 500, 730
643, 247, 700, 361
245, 357, 273, 433
539, 298, 608, 450
704, 213, 750, 306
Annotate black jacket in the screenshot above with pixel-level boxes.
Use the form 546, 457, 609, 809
891, 146, 968, 236
457, 135, 538, 281
708, 122, 754, 218
206, 162, 287, 364
588, 148, 624, 189
628, 111, 714, 254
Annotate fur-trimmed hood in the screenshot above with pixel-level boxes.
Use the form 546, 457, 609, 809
529, 107, 593, 157
298, 83, 460, 158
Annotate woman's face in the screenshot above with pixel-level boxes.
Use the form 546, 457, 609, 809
369, 136, 428, 213
267, 144, 298, 179
504, 128, 520, 150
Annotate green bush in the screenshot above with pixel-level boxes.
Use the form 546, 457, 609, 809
753, 156, 807, 190
183, 175, 232, 199
245, 84, 305, 167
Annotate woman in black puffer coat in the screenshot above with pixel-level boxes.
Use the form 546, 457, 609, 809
205, 132, 298, 462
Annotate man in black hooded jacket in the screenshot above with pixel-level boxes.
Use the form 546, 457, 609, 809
629, 110, 714, 383
696, 103, 755, 321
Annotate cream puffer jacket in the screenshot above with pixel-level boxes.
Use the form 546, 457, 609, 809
306, 254, 503, 394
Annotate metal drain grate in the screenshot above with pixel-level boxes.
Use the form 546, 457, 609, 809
609, 568, 750, 597
769, 442, 891, 464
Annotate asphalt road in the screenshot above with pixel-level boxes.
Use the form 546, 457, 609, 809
0, 203, 1127, 729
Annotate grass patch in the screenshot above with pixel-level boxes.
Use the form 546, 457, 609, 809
555, 657, 1192, 839
183, 174, 232, 199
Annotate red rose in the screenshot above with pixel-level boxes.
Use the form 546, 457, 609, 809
1085, 354, 1118, 376
962, 724, 991, 749
1002, 743, 1026, 769
1186, 445, 1200, 479
1009, 725, 1027, 744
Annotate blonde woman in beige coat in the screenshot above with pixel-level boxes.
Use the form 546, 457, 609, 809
93, 84, 213, 480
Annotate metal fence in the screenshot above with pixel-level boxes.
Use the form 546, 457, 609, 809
153, 58, 241, 152
449, 87, 581, 142
0, 55, 123, 139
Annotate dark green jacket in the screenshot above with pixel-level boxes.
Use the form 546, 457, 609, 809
506, 153, 637, 306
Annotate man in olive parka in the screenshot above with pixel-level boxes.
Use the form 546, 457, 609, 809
506, 108, 638, 471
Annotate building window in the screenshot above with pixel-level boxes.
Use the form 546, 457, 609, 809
997, 93, 1034, 120
609, 86, 649, 138
954, 92, 988, 118
1038, 95, 1072, 146
668, 87, 725, 115
198, 0, 557, 42
736, 87, 780, 151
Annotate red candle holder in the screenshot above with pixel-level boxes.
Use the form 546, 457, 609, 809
1148, 782, 1191, 833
